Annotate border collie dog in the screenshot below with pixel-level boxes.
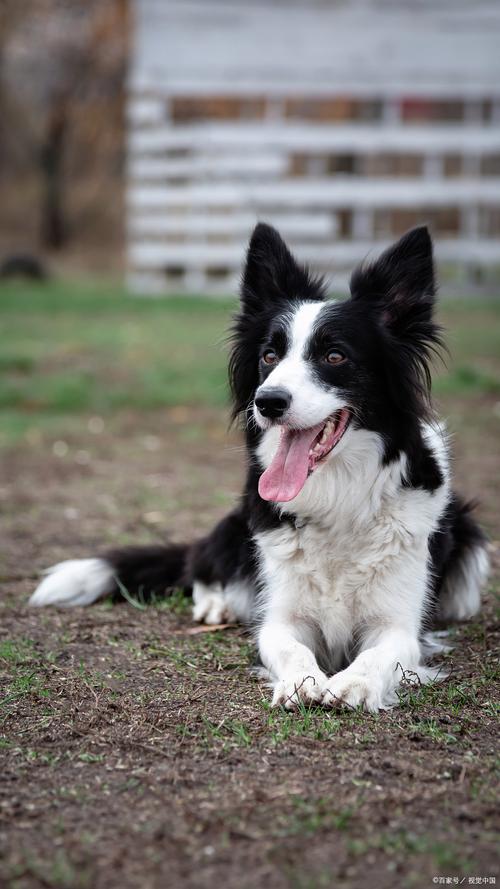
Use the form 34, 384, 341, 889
31, 224, 489, 711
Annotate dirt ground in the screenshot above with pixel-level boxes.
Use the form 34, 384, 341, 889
1, 398, 498, 889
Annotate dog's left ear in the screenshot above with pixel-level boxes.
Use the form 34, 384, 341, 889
350, 226, 435, 332
241, 222, 324, 312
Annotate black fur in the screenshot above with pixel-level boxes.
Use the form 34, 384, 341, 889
428, 494, 488, 609
186, 509, 257, 591
350, 226, 443, 409
105, 510, 258, 606
101, 223, 483, 624
229, 222, 326, 421
107, 543, 190, 602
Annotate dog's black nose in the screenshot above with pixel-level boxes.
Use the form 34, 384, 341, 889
255, 388, 291, 419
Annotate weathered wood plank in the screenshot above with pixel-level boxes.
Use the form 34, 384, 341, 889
127, 97, 165, 126
128, 123, 500, 155
128, 212, 336, 238
128, 239, 500, 270
128, 154, 287, 180
127, 178, 500, 210
132, 1, 500, 96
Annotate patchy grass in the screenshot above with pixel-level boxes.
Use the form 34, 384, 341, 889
0, 282, 499, 889
347, 831, 478, 873
1, 280, 500, 445
0, 637, 36, 665
5, 849, 95, 889
114, 580, 192, 616
275, 796, 356, 836
0, 279, 233, 443
262, 698, 344, 743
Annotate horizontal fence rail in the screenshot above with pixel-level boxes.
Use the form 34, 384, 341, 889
128, 1, 500, 295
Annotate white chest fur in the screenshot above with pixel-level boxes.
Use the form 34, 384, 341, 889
255, 423, 450, 665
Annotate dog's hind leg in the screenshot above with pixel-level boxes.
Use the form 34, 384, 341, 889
188, 509, 257, 625
191, 577, 255, 625
438, 541, 489, 622
432, 495, 489, 623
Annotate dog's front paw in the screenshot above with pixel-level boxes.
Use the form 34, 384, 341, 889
272, 671, 327, 710
322, 669, 386, 713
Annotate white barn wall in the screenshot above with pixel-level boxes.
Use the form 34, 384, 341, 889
128, 0, 500, 295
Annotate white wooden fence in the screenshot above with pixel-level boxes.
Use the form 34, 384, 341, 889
127, 0, 500, 295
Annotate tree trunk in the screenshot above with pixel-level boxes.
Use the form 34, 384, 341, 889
40, 98, 68, 249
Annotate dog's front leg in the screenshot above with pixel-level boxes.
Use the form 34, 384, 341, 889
322, 545, 434, 711
259, 621, 327, 710
322, 626, 423, 712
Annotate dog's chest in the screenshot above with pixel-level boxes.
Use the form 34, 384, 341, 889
256, 517, 387, 632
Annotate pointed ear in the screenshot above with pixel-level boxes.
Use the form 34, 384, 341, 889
350, 226, 435, 333
241, 222, 325, 312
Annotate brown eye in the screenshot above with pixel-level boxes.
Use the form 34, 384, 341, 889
325, 350, 346, 366
262, 349, 278, 365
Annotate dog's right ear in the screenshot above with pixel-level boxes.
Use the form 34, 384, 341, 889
230, 224, 325, 422
241, 223, 325, 313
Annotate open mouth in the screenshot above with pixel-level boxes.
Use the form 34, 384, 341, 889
258, 408, 351, 503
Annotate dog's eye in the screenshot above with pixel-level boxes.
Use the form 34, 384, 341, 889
262, 349, 278, 366
325, 350, 346, 366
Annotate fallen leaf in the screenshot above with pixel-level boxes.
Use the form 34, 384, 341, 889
173, 623, 236, 635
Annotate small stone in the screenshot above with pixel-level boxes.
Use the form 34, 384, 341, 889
53, 440, 68, 457
88, 416, 105, 434
75, 450, 91, 465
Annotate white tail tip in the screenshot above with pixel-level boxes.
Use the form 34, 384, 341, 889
29, 558, 113, 608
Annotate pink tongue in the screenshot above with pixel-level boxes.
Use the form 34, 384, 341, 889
258, 424, 323, 503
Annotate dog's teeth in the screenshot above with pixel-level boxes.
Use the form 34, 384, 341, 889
319, 420, 333, 444
310, 417, 338, 457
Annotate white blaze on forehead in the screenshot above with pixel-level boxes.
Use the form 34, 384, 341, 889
288, 301, 325, 359
259, 300, 325, 391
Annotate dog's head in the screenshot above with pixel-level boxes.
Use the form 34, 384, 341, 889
230, 223, 442, 503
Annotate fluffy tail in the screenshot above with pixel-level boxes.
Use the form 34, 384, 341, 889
435, 496, 489, 622
29, 543, 190, 608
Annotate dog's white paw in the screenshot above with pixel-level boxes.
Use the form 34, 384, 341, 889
322, 669, 387, 712
192, 582, 235, 625
272, 671, 327, 710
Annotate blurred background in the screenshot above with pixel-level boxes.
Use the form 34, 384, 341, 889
1, 0, 500, 292
0, 0, 499, 520
0, 0, 127, 277
1, 6, 499, 886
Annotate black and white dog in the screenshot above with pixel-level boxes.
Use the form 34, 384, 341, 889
31, 224, 489, 711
